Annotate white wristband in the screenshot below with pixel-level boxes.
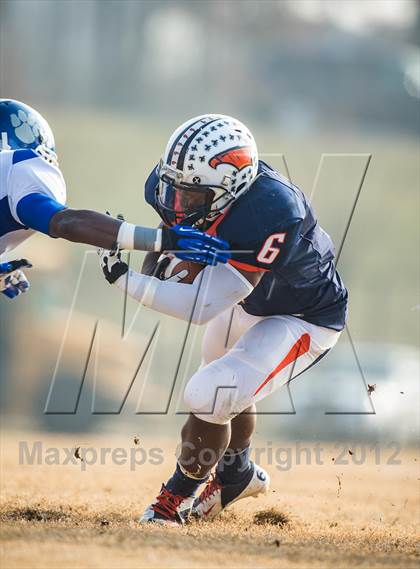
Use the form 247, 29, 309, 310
117, 222, 136, 250
117, 223, 161, 252
154, 228, 162, 252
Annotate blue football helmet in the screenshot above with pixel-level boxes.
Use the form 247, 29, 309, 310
0, 99, 57, 165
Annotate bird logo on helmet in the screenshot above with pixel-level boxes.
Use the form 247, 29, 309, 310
156, 114, 259, 228
209, 146, 254, 171
0, 99, 58, 166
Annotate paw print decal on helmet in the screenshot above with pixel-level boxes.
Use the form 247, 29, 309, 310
0, 99, 56, 155
0, 99, 58, 165
10, 109, 43, 144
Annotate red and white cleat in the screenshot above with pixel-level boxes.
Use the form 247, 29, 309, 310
140, 484, 193, 526
191, 462, 269, 521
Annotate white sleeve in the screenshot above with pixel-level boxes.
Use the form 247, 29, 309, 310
114, 263, 254, 325
8, 156, 67, 224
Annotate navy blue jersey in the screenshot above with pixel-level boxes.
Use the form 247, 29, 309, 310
145, 161, 348, 331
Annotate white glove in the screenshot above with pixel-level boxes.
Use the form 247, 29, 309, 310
98, 248, 129, 284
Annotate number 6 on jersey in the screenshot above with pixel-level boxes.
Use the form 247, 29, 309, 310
257, 233, 286, 264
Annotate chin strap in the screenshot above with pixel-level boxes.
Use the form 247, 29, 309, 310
180, 210, 207, 228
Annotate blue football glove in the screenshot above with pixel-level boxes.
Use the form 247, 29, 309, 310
161, 225, 231, 265
0, 259, 32, 299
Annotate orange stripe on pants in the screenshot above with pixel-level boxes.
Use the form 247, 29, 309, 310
253, 333, 311, 396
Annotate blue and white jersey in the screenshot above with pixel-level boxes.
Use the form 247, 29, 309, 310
145, 160, 348, 331
0, 149, 67, 257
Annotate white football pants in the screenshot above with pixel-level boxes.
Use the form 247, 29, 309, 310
183, 304, 341, 424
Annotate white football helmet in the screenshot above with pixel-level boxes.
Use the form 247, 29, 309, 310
156, 114, 258, 227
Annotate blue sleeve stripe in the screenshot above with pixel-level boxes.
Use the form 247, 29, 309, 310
16, 193, 67, 235
12, 149, 38, 165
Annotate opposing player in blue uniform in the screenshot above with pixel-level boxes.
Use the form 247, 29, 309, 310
0, 100, 230, 299
99, 114, 348, 525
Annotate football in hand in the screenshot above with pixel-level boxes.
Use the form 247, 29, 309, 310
155, 254, 205, 284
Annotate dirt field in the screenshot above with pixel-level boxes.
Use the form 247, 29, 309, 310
0, 433, 419, 569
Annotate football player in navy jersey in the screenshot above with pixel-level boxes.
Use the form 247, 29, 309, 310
99, 114, 348, 525
0, 100, 230, 299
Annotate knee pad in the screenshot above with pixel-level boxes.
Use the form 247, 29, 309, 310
183, 361, 240, 425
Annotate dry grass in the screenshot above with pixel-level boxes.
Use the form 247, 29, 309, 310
0, 433, 419, 568
253, 508, 291, 528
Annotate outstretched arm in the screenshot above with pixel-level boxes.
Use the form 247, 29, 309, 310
49, 208, 124, 249
15, 194, 231, 264
49, 208, 230, 264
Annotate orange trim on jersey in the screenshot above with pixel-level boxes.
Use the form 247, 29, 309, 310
253, 333, 311, 396
205, 209, 230, 236
229, 259, 268, 273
